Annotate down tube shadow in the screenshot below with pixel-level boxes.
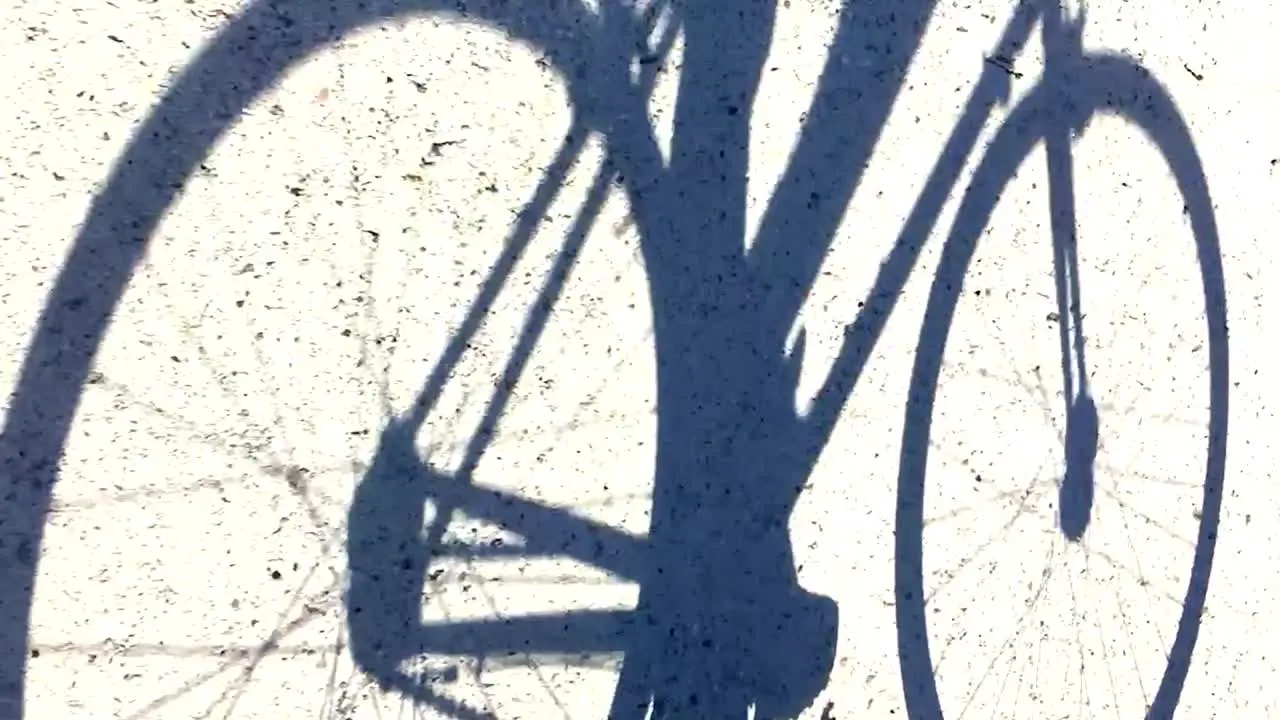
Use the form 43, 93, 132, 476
892, 49, 1228, 720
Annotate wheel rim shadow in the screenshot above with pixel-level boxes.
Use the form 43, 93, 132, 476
893, 54, 1229, 719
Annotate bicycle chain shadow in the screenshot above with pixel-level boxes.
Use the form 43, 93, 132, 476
0, 0, 1225, 719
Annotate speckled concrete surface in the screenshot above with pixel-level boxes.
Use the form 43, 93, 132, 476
1, 0, 1278, 718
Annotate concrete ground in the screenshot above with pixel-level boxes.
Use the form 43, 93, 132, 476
2, 0, 1278, 717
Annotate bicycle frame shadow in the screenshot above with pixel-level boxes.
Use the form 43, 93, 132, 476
0, 0, 1225, 719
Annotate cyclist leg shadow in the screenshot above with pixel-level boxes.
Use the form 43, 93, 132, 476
633, 465, 839, 720
745, 572, 840, 718
630, 351, 839, 719
729, 455, 840, 719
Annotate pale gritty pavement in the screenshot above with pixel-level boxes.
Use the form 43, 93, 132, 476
1, 0, 1278, 718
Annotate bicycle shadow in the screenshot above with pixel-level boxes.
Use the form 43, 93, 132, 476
0, 0, 1226, 719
